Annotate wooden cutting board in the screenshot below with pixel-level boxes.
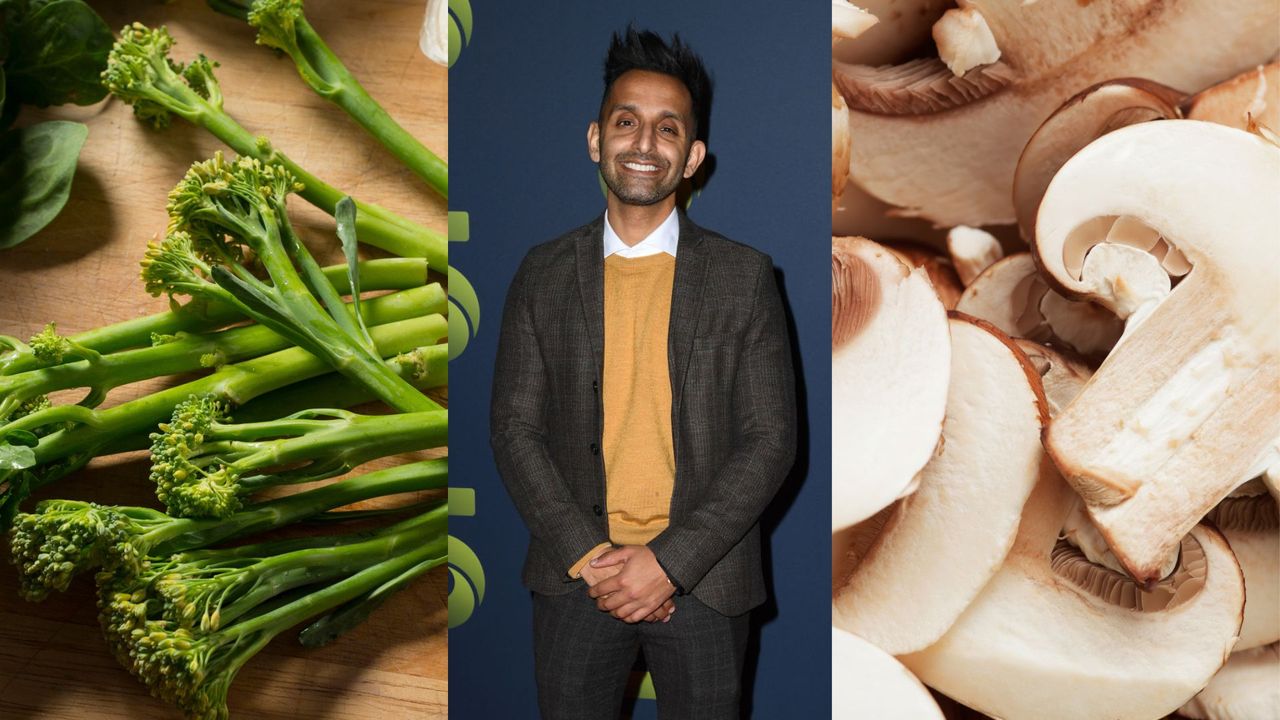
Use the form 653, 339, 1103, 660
0, 0, 448, 717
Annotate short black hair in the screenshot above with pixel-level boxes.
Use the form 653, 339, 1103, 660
601, 25, 712, 142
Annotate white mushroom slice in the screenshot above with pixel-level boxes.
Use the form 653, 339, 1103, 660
885, 242, 964, 310
1013, 339, 1091, 418
956, 253, 1123, 359
1205, 495, 1279, 650
933, 7, 1001, 77
901, 469, 1246, 720
1180, 643, 1280, 720
1034, 120, 1280, 584
832, 0, 878, 45
1037, 290, 1123, 358
833, 84, 851, 207
832, 628, 944, 720
834, 1, 1280, 227
832, 502, 897, 593
1076, 243, 1172, 343
1266, 459, 1280, 505
947, 225, 1003, 287
832, 237, 950, 531
834, 316, 1048, 655
1187, 63, 1280, 133
1013, 79, 1183, 244
956, 254, 1051, 341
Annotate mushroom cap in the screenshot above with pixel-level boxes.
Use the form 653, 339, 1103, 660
1014, 78, 1184, 244
832, 237, 951, 531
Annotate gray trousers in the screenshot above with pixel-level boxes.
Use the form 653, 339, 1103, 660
532, 587, 750, 720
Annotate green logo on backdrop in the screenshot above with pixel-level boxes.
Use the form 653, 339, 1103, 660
448, 0, 472, 67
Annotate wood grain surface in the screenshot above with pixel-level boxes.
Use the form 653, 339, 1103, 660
0, 0, 448, 718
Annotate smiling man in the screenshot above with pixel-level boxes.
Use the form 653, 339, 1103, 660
490, 27, 797, 719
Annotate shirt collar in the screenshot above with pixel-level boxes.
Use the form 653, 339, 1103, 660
602, 207, 679, 259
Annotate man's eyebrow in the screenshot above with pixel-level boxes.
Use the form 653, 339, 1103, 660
608, 104, 688, 125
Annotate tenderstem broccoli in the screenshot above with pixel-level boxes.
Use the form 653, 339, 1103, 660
150, 396, 447, 518
101, 23, 446, 269
207, 0, 447, 198
0, 257, 431, 376
0, 284, 444, 424
152, 152, 437, 414
97, 506, 447, 720
0, 316, 445, 524
9, 459, 446, 600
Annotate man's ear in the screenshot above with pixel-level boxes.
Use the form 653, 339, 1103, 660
683, 139, 707, 179
587, 121, 601, 163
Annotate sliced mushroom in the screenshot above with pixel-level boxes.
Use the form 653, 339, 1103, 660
932, 7, 1000, 77
1013, 79, 1184, 244
1013, 338, 1091, 417
832, 627, 945, 720
901, 468, 1246, 720
1186, 62, 1280, 132
885, 242, 964, 310
834, 315, 1047, 655
832, 237, 950, 531
834, 1, 1280, 226
834, 84, 852, 207
832, 0, 879, 45
1179, 643, 1280, 720
1205, 493, 1279, 650
956, 253, 1123, 359
1033, 120, 1280, 584
832, 501, 897, 594
947, 225, 1003, 287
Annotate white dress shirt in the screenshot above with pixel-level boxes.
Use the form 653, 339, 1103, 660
602, 207, 680, 259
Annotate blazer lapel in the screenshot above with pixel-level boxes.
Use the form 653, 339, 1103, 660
574, 215, 607, 376
668, 212, 708, 416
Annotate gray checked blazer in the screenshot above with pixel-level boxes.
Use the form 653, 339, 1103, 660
490, 211, 796, 617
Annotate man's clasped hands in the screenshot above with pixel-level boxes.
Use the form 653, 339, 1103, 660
581, 545, 678, 624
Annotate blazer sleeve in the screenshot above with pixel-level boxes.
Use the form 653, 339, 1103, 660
489, 255, 610, 577
646, 254, 797, 592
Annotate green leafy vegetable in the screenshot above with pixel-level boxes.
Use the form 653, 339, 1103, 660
4, 0, 113, 107
0, 120, 86, 248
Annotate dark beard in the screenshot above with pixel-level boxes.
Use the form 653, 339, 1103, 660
599, 157, 680, 206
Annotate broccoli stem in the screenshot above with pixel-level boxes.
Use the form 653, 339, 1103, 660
205, 0, 448, 198
0, 258, 431, 376
0, 287, 445, 421
146, 460, 447, 559
223, 411, 448, 491
1, 317, 439, 503
182, 507, 446, 630
178, 83, 444, 267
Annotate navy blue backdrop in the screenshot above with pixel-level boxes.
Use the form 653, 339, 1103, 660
447, 3, 830, 716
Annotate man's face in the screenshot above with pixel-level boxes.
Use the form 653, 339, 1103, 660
588, 70, 706, 207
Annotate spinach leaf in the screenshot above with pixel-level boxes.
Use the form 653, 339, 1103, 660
0, 120, 87, 248
5, 0, 112, 107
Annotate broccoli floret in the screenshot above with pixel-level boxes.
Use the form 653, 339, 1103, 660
149, 395, 447, 518
154, 152, 439, 416
102, 21, 446, 264
7, 500, 168, 599
11, 459, 448, 599
96, 506, 447, 720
